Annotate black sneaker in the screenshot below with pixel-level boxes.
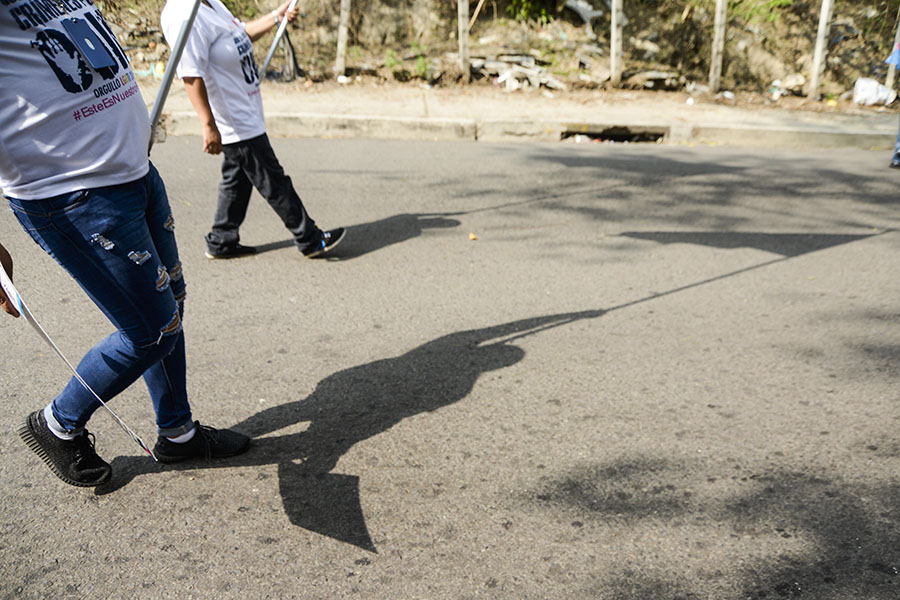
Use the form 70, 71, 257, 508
153, 421, 250, 464
890, 158, 900, 169
18, 410, 112, 487
205, 244, 257, 259
302, 228, 345, 258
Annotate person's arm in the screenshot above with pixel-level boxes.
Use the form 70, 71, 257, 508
244, 0, 299, 42
0, 241, 21, 318
182, 76, 222, 155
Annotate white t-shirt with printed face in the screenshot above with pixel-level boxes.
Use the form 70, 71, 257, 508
0, 3, 150, 200
161, 0, 266, 145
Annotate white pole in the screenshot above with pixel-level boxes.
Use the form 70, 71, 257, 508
335, 0, 351, 76
261, 0, 299, 74
148, 0, 202, 153
458, 0, 470, 82
610, 0, 623, 86
709, 0, 727, 92
808, 0, 834, 100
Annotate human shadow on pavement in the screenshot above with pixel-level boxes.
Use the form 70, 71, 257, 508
234, 213, 461, 259
97, 309, 605, 551
94, 229, 886, 549
248, 213, 462, 260
336, 212, 461, 259
333, 192, 618, 259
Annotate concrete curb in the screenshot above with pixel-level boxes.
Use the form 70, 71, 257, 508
160, 110, 896, 149
164, 111, 478, 141
689, 125, 894, 149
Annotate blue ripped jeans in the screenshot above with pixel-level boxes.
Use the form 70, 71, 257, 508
894, 113, 900, 160
7, 164, 193, 437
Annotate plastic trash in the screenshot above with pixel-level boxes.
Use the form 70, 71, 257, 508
852, 77, 897, 106
769, 79, 784, 100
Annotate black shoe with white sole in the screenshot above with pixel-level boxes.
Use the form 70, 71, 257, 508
18, 410, 112, 487
153, 421, 250, 464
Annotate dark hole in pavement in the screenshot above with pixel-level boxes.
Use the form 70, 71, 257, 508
562, 126, 666, 143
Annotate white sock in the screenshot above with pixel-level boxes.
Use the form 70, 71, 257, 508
43, 404, 77, 441
166, 426, 196, 444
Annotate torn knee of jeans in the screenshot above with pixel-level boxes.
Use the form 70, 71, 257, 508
168, 261, 183, 282
90, 233, 115, 250
156, 309, 182, 343
155, 265, 170, 292
163, 213, 175, 232
127, 250, 152, 265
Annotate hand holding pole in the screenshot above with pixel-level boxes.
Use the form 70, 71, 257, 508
261, 0, 299, 75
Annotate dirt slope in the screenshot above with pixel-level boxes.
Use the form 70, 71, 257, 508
103, 0, 900, 111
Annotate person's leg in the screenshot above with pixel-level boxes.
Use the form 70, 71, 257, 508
236, 133, 321, 251
892, 114, 900, 167
206, 145, 255, 255
12, 169, 249, 483
137, 164, 193, 436
8, 169, 191, 436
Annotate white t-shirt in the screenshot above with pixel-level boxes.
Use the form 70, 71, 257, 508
0, 3, 150, 200
161, 0, 266, 145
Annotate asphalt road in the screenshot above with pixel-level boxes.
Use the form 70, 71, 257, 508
2, 138, 899, 599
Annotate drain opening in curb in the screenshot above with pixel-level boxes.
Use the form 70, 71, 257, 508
562, 127, 666, 143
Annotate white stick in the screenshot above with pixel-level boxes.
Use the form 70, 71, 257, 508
261, 0, 299, 75
610, 0, 624, 86
148, 0, 203, 153
709, 0, 727, 92
458, 0, 470, 82
334, 0, 351, 76
1, 266, 157, 461
808, 0, 834, 100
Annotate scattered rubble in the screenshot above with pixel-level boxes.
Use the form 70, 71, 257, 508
624, 70, 682, 91
471, 53, 568, 91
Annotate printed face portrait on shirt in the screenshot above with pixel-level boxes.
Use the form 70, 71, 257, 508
15, 3, 129, 95
31, 27, 93, 93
